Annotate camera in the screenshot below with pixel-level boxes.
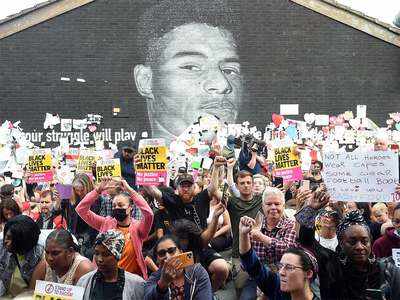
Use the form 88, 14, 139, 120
241, 134, 267, 156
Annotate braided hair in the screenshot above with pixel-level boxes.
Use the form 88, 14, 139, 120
336, 210, 370, 242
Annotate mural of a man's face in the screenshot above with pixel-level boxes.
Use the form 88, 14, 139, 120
135, 23, 243, 142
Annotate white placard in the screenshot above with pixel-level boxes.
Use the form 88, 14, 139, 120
280, 104, 299, 116
392, 249, 400, 267
357, 105, 367, 118
322, 151, 399, 202
34, 280, 84, 300
314, 115, 329, 126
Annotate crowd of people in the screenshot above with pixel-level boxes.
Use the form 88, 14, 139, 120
0, 136, 399, 300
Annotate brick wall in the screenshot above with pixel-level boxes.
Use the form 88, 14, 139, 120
0, 0, 399, 144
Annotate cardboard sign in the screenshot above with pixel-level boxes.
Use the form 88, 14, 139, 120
322, 151, 399, 202
273, 146, 302, 182
95, 158, 121, 182
76, 149, 99, 176
136, 139, 168, 186
34, 280, 84, 300
27, 149, 53, 183
393, 249, 400, 268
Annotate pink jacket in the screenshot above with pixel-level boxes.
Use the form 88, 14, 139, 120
76, 189, 153, 279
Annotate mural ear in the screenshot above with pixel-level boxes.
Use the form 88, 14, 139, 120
134, 64, 153, 98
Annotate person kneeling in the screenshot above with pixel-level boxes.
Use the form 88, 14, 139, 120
34, 229, 94, 285
77, 230, 145, 300
239, 216, 320, 300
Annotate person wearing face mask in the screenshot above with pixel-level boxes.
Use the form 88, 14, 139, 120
239, 216, 320, 300
296, 189, 400, 300
373, 204, 400, 258
76, 177, 153, 279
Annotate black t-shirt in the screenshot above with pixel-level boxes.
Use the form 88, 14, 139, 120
154, 209, 173, 235
161, 189, 211, 229
92, 281, 123, 300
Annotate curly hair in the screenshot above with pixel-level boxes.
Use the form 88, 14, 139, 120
0, 197, 21, 223
3, 215, 40, 254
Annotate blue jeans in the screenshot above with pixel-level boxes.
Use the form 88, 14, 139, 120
239, 278, 257, 300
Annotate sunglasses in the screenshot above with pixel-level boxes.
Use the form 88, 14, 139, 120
157, 246, 177, 257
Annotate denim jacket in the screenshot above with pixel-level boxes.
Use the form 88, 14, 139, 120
0, 242, 44, 296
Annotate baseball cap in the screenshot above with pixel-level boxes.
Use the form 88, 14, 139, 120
119, 141, 136, 151
176, 173, 194, 186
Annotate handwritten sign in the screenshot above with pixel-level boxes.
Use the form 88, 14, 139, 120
27, 149, 53, 183
393, 249, 400, 268
95, 158, 121, 182
76, 149, 99, 177
322, 151, 399, 202
273, 146, 302, 182
136, 138, 168, 186
34, 280, 84, 300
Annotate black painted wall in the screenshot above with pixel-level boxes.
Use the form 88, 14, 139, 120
0, 0, 399, 144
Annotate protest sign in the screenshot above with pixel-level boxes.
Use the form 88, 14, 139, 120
27, 149, 53, 183
136, 139, 168, 186
65, 148, 80, 167
393, 249, 400, 268
76, 149, 99, 177
273, 146, 302, 183
34, 280, 84, 300
322, 151, 399, 202
95, 158, 121, 182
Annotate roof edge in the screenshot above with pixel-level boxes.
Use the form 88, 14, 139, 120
291, 0, 400, 48
0, 0, 94, 40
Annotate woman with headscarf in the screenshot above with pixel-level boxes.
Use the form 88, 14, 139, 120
77, 230, 145, 300
0, 215, 44, 297
295, 188, 400, 300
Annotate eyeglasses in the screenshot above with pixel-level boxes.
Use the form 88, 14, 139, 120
277, 262, 304, 272
157, 246, 177, 257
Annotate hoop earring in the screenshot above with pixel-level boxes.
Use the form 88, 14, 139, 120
368, 253, 376, 264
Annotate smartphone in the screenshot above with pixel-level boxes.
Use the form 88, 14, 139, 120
301, 180, 310, 190
272, 177, 283, 187
174, 251, 194, 269
365, 289, 384, 300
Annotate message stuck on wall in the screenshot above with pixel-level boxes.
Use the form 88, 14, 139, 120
95, 158, 121, 182
273, 146, 302, 183
27, 149, 53, 183
136, 138, 168, 186
322, 151, 399, 202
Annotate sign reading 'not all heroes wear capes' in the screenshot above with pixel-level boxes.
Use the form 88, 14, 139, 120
322, 151, 399, 202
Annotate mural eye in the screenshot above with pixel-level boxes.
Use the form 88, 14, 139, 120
221, 67, 240, 76
180, 65, 201, 71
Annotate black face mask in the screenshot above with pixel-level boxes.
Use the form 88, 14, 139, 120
112, 208, 128, 222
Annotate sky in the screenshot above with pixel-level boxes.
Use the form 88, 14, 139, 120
0, 0, 399, 25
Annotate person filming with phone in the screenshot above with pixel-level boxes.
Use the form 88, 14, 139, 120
144, 235, 212, 300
